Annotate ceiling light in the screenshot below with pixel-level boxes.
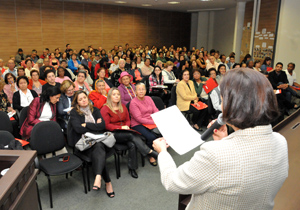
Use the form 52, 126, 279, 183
142, 4, 152, 6
115, 1, 126, 3
168, 1, 180, 4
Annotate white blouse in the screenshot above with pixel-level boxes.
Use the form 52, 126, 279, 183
39, 102, 52, 121
20, 89, 34, 107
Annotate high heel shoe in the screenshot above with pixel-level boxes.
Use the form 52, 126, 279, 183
148, 150, 158, 159
129, 169, 138, 178
92, 186, 100, 191
106, 191, 115, 198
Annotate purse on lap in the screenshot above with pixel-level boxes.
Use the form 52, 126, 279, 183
75, 132, 116, 151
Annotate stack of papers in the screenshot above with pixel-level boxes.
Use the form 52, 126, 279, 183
151, 106, 204, 155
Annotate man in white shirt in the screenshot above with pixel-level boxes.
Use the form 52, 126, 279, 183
109, 55, 119, 74
219, 54, 229, 71
284, 63, 299, 87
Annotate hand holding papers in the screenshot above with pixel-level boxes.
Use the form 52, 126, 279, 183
151, 106, 204, 155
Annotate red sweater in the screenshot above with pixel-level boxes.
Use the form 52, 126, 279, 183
100, 104, 130, 131
88, 90, 107, 110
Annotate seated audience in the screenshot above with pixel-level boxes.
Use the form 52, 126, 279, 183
210, 86, 222, 114
17, 66, 27, 78
118, 72, 136, 105
38, 58, 56, 80
93, 67, 113, 91
57, 80, 75, 130
3, 73, 18, 104
13, 76, 38, 112
28, 69, 47, 96
3, 59, 17, 78
74, 70, 92, 94
49, 52, 60, 70
24, 59, 33, 78
227, 55, 235, 69
284, 62, 300, 88
15, 48, 26, 65
192, 69, 208, 103
129, 83, 160, 166
149, 66, 170, 106
32, 58, 44, 73
136, 56, 144, 69
55, 67, 72, 83
268, 62, 300, 102
42, 70, 61, 92
89, 80, 107, 109
128, 60, 143, 83
206, 56, 219, 71
68, 53, 81, 73
162, 61, 178, 87
20, 86, 61, 139
108, 55, 119, 75
111, 59, 127, 87
208, 68, 219, 86
69, 90, 114, 196
176, 70, 208, 131
0, 80, 16, 114
60, 59, 75, 80
196, 51, 207, 76
254, 60, 263, 73
140, 58, 154, 77
247, 60, 254, 69
101, 88, 158, 178
261, 57, 272, 72
76, 65, 93, 87
216, 64, 226, 84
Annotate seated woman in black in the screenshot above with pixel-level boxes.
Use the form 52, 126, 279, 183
13, 76, 38, 112
69, 90, 114, 197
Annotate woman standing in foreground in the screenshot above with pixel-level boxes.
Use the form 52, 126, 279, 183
153, 68, 288, 209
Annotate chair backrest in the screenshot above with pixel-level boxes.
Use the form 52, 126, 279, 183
30, 121, 65, 155
0, 130, 15, 146
19, 106, 29, 127
141, 75, 150, 95
0, 111, 13, 134
67, 121, 75, 147
151, 96, 165, 111
170, 85, 177, 106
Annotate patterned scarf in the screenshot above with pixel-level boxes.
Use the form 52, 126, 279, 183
79, 106, 95, 123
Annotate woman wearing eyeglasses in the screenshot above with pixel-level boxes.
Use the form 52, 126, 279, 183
57, 80, 75, 130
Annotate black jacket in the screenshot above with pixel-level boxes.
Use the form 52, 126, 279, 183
57, 94, 73, 118
268, 70, 289, 89
68, 107, 105, 147
12, 89, 38, 112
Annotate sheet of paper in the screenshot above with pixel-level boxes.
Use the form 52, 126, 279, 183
262, 42, 267, 48
85, 132, 105, 139
63, 107, 72, 112
151, 106, 204, 155
262, 28, 266, 34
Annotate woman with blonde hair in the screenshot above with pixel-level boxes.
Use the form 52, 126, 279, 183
101, 88, 158, 178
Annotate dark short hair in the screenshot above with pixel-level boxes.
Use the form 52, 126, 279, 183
45, 69, 56, 78
40, 86, 61, 103
60, 59, 67, 64
30, 69, 39, 77
77, 70, 87, 78
218, 64, 226, 72
276, 62, 283, 67
97, 67, 106, 74
4, 73, 16, 84
16, 76, 29, 87
208, 68, 217, 75
288, 62, 295, 69
233, 63, 240, 69
220, 68, 279, 129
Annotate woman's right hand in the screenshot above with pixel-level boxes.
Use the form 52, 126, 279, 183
207, 120, 228, 141
97, 118, 102, 124
121, 125, 130, 129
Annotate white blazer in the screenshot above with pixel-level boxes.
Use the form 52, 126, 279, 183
158, 125, 288, 210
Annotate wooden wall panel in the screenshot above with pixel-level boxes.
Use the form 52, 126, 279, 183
132, 9, 148, 46
102, 5, 119, 50
15, 0, 42, 52
83, 4, 102, 48
63, 2, 84, 51
0, 2, 191, 63
0, 0, 18, 58
41, 0, 64, 52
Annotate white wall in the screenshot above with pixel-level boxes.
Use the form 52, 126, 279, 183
213, 7, 236, 56
189, 7, 236, 56
275, 0, 300, 82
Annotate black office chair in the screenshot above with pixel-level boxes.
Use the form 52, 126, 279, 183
67, 122, 116, 189
30, 121, 86, 208
0, 130, 15, 146
0, 111, 13, 134
19, 106, 29, 128
151, 96, 165, 111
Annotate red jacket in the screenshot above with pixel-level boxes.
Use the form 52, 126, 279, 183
88, 91, 107, 110
20, 97, 57, 139
28, 79, 47, 90
100, 104, 130, 131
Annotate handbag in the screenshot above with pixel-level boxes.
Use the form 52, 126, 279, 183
75, 132, 116, 151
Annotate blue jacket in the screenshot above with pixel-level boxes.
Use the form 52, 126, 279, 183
68, 59, 81, 72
